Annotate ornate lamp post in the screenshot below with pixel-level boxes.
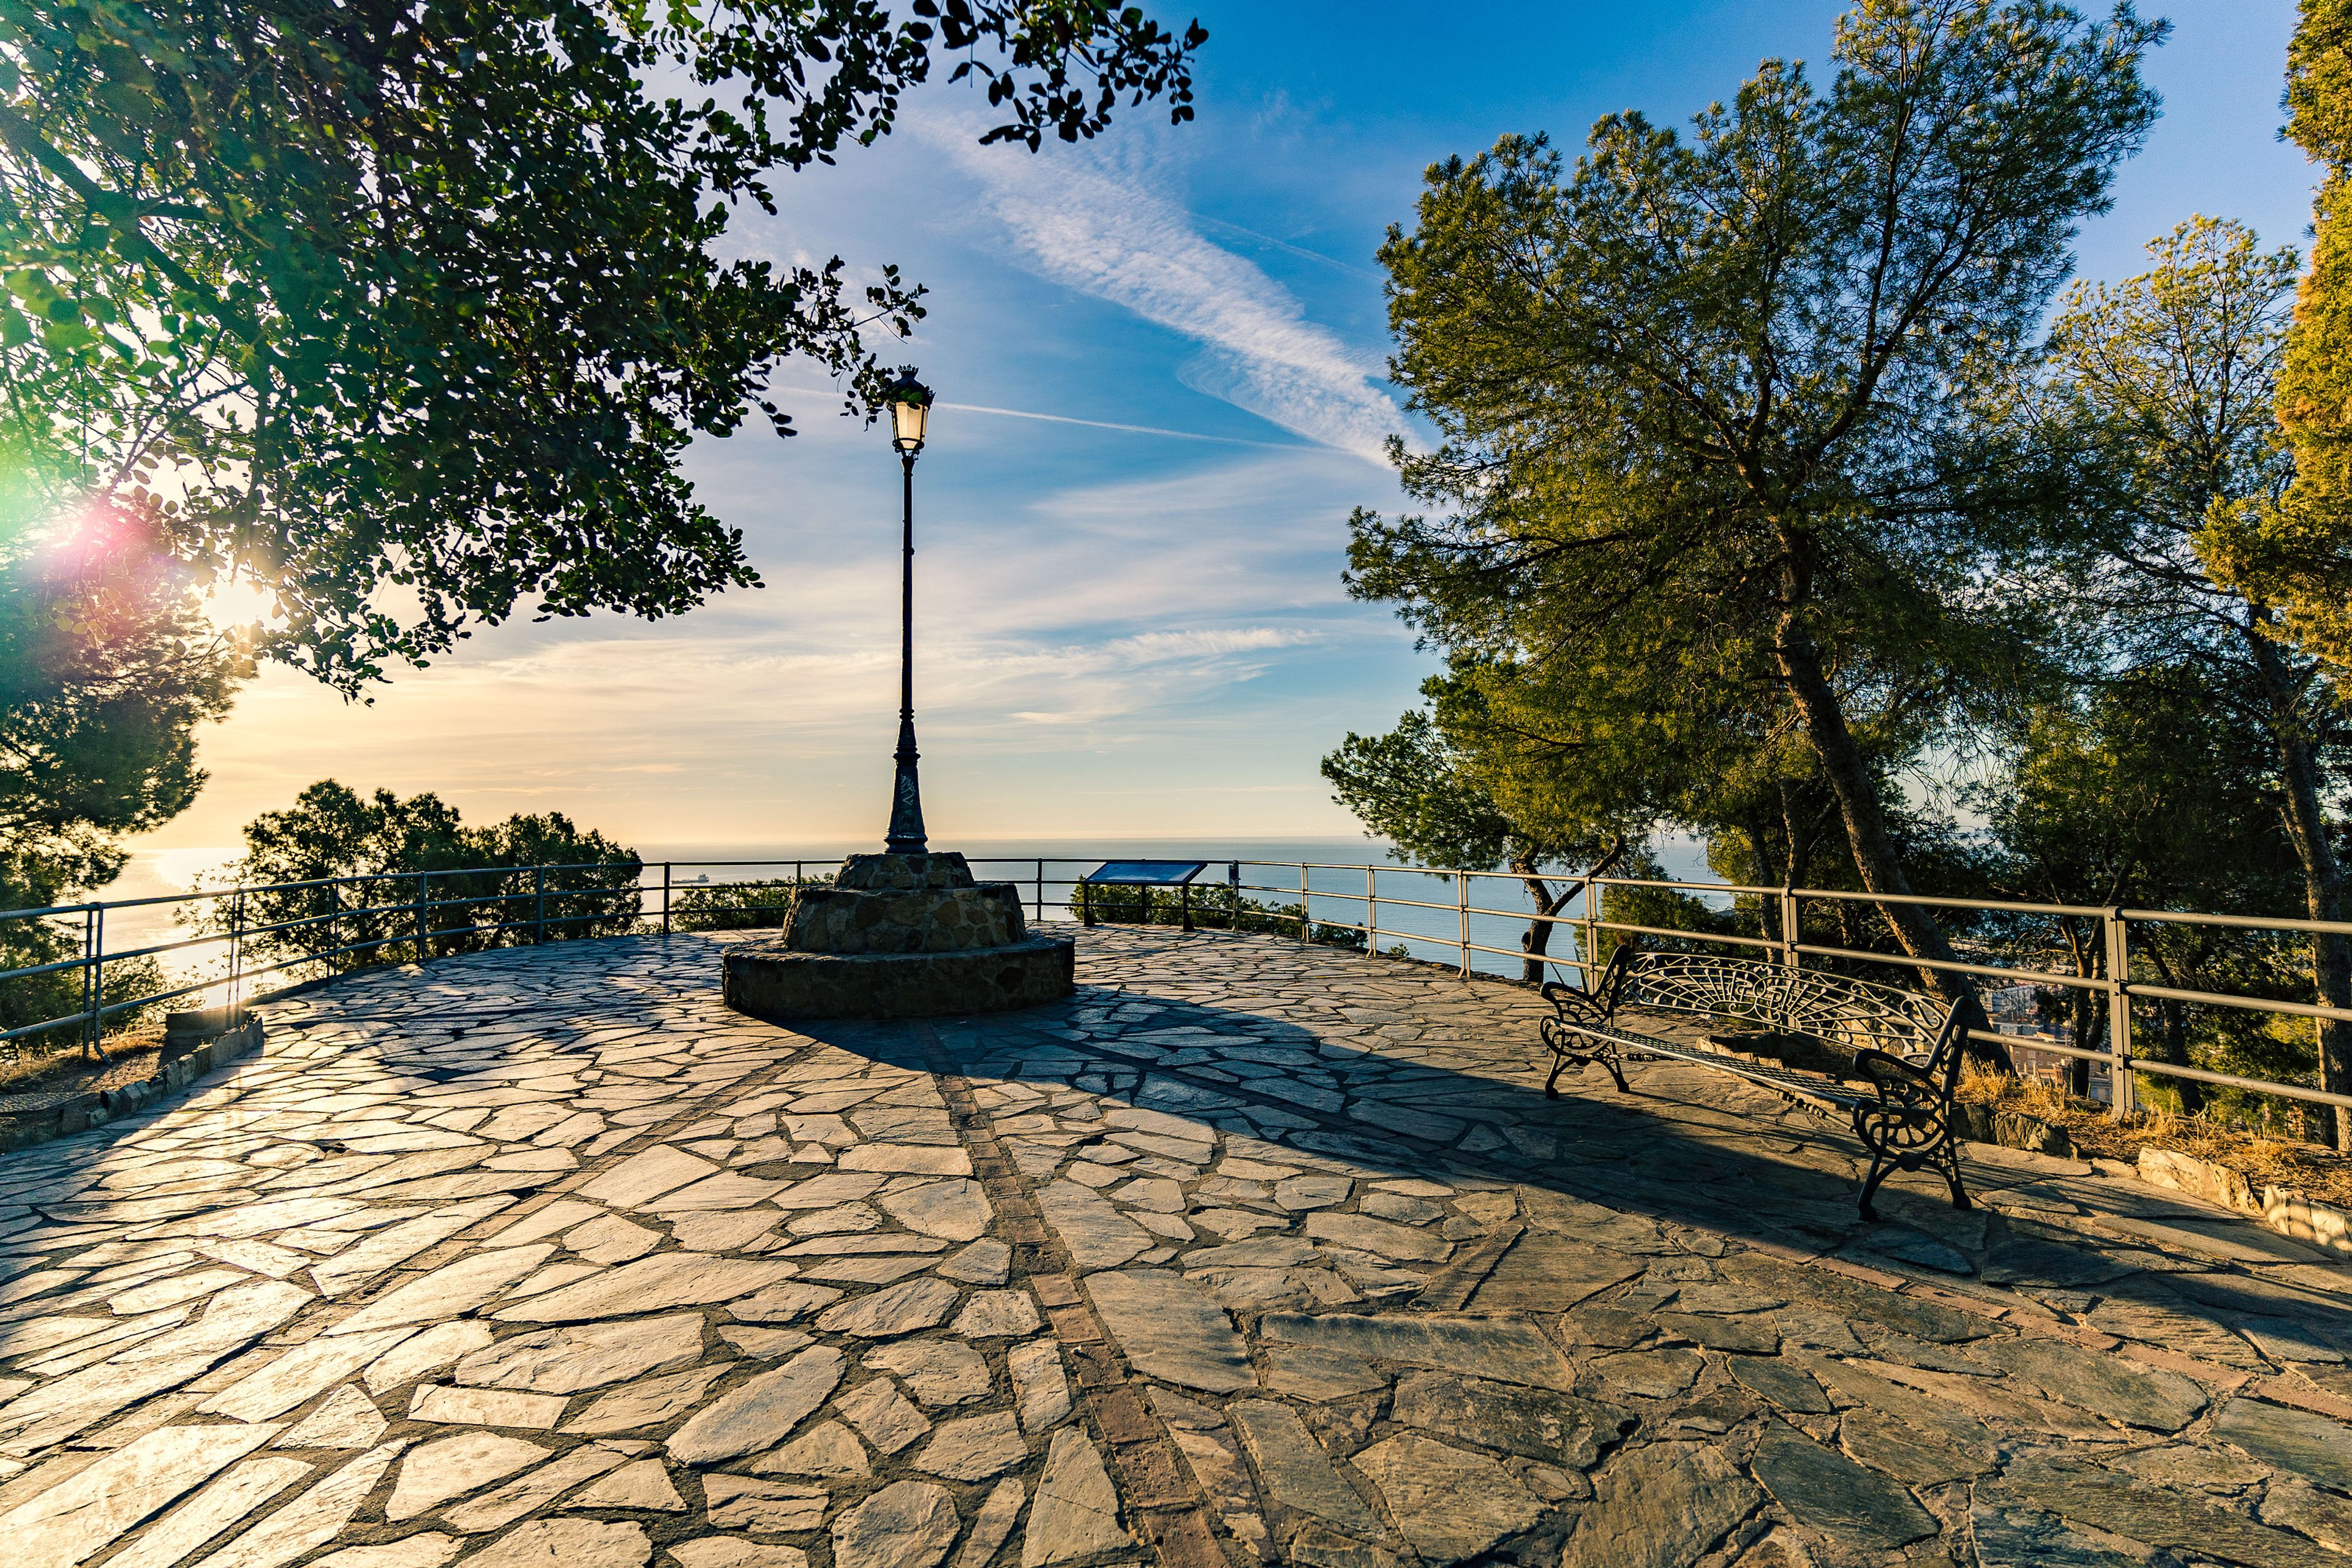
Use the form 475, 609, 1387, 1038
883, 371, 934, 854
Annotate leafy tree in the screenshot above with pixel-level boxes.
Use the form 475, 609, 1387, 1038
1322, 698, 1628, 980
2032, 217, 2352, 1140
1347, 0, 2163, 995
1, 0, 1207, 690
213, 781, 640, 970
0, 504, 244, 1054
1979, 664, 2310, 1110
2199, 0, 2352, 669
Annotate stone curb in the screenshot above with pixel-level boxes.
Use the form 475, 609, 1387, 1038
0, 1013, 265, 1155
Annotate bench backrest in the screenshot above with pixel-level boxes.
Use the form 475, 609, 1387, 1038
1610, 948, 1973, 1085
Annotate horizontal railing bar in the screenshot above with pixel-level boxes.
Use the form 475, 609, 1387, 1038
2122, 907, 2352, 938
1789, 943, 2091, 990
1752, 885, 2116, 919
2125, 981, 2352, 1025
1586, 919, 1782, 950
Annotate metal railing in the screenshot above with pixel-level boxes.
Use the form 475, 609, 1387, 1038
7, 853, 2352, 1123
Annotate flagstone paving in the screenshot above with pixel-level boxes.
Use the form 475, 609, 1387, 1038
4, 929, 2352, 1568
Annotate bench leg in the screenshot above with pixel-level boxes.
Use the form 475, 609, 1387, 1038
1940, 1137, 1971, 1211
1856, 1145, 1893, 1223
1541, 1020, 1627, 1098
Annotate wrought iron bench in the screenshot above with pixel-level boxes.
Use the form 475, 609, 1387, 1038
1538, 943, 1986, 1219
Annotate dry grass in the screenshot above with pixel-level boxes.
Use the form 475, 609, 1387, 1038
1958, 1061, 2352, 1209
0, 1031, 164, 1107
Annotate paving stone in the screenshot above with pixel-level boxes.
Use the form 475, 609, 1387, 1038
564, 1216, 663, 1265
865, 1341, 990, 1406
835, 1379, 931, 1455
1836, 1408, 1986, 1485
1302, 1214, 1449, 1263
1259, 1345, 1386, 1403
1085, 1271, 1253, 1393
1008, 1340, 1072, 1434
834, 1481, 960, 1568
408, 1384, 567, 1430
1034, 1183, 1152, 1271
1747, 1421, 1937, 1550
1, 1421, 277, 1568
103, 1458, 314, 1568
951, 1291, 1042, 1339
493, 1255, 796, 1324
445, 1444, 627, 1532
387, 1432, 547, 1521
277, 1385, 389, 1449
1724, 1356, 1829, 1414
668, 1348, 847, 1464
916, 1412, 1028, 1481
881, 1181, 993, 1241
308, 1536, 458, 1568
2261, 1477, 2352, 1552
1981, 1450, 2337, 1567
1589, 1348, 1703, 1400
1228, 1400, 1380, 1533
459, 1518, 649, 1568
669, 1541, 807, 1568
815, 1278, 960, 1339
1390, 1373, 1631, 1468
748, 1421, 870, 1477
722, 1327, 815, 1359
1466, 1234, 1646, 1313
703, 1476, 829, 1532
731, 1285, 845, 1325
937, 1240, 1012, 1286
1967, 1502, 2149, 1567
327, 1247, 552, 1337
562, 1365, 731, 1435
837, 1147, 973, 1176
1257, 1313, 1575, 1391
953, 1479, 1024, 1568
576, 1148, 716, 1210
1023, 1430, 1128, 1568
1352, 1433, 1540, 1565
1559, 1442, 1762, 1568
2214, 1397, 2352, 1490
364, 1324, 495, 1395
1966, 1336, 2206, 1432
454, 1314, 706, 1395
569, 1460, 685, 1512
189, 1441, 405, 1568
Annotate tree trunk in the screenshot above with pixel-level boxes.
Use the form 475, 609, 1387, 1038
1775, 618, 1967, 997
1513, 837, 1627, 984
2245, 619, 2352, 1150
2142, 943, 2204, 1116
2060, 919, 2095, 1100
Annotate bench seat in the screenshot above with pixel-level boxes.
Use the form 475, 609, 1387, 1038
1539, 943, 1986, 1220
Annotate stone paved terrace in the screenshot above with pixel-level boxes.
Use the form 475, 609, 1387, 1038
5, 930, 2352, 1568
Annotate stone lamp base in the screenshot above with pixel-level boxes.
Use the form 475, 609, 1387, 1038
722, 851, 1075, 1021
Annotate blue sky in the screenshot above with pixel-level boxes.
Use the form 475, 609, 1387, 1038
145, 0, 2321, 854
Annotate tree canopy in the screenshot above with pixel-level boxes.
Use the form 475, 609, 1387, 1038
1347, 0, 2163, 990
0, 0, 1207, 690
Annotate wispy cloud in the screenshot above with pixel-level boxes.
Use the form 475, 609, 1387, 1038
926, 118, 1404, 464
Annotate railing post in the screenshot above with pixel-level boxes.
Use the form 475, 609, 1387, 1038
328, 881, 341, 972
2107, 908, 2135, 1118
415, 870, 429, 963
1298, 864, 1310, 944
1458, 872, 1471, 979
1365, 865, 1376, 957
534, 865, 547, 944
662, 863, 673, 936
1778, 885, 1802, 1032
230, 888, 246, 1022
1227, 861, 1239, 931
82, 907, 99, 1057
1036, 859, 1045, 921
1180, 881, 1193, 932
1583, 877, 1599, 989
